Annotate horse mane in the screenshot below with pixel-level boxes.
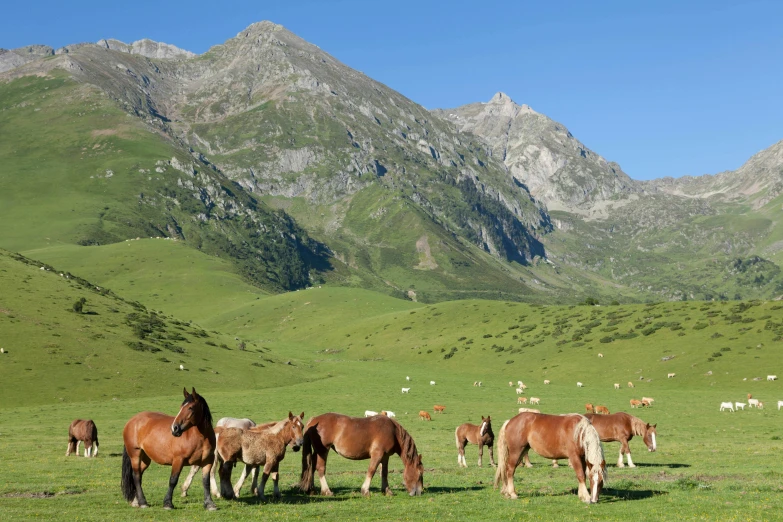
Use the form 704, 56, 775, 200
394, 419, 418, 464
573, 416, 607, 484
629, 415, 647, 437
268, 419, 288, 435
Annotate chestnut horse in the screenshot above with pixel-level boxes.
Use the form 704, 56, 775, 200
455, 416, 495, 467
67, 419, 99, 457
299, 413, 424, 497
494, 413, 607, 503
121, 388, 217, 510
586, 412, 656, 467
214, 412, 305, 501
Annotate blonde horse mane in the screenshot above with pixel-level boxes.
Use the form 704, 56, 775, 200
268, 419, 288, 435
629, 415, 648, 437
573, 416, 607, 485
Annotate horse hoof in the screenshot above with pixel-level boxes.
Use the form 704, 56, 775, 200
204, 502, 217, 511
139, 504, 149, 509
163, 503, 174, 510
384, 489, 394, 497
361, 490, 371, 498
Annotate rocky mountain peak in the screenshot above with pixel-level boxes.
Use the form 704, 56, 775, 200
96, 37, 195, 59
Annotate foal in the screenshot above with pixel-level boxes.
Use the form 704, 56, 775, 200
455, 416, 495, 467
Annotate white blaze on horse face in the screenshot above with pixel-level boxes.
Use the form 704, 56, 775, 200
591, 476, 599, 503
651, 433, 657, 451
479, 421, 487, 437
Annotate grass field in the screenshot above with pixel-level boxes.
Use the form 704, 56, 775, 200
1, 250, 783, 520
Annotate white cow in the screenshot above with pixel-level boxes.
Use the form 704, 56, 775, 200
748, 398, 760, 408
381, 410, 396, 418
401, 387, 410, 394
734, 402, 746, 411
544, 380, 550, 385
577, 382, 584, 388
720, 402, 734, 412
778, 400, 783, 411
667, 373, 676, 378
598, 353, 604, 358
530, 397, 541, 405
768, 375, 778, 381
364, 410, 378, 417
406, 376, 411, 381
614, 383, 620, 390
430, 381, 436, 385
179, 364, 185, 370
516, 388, 524, 395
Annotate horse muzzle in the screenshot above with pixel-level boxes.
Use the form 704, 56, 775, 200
171, 424, 183, 437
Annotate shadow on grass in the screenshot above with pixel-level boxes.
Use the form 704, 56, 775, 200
424, 485, 489, 494
630, 462, 691, 469
600, 487, 668, 502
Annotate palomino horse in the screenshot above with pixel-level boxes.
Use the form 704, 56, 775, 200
67, 419, 99, 457
121, 388, 217, 510
214, 412, 305, 501
494, 413, 606, 503
299, 413, 424, 497
455, 416, 495, 467
181, 417, 257, 498
585, 412, 656, 467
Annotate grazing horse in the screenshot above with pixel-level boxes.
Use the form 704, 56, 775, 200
516, 388, 524, 395
585, 403, 595, 414
517, 397, 528, 404
630, 399, 642, 408
214, 412, 305, 501
720, 402, 734, 412
121, 388, 217, 510
182, 417, 256, 497
434, 405, 446, 414
67, 419, 99, 457
494, 413, 607, 503
299, 413, 424, 497
585, 412, 656, 468
419, 411, 432, 421
594, 406, 609, 415
455, 416, 495, 467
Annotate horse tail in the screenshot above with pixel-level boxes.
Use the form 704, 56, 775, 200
493, 420, 511, 490
120, 447, 136, 502
298, 425, 315, 493
574, 416, 607, 485
454, 425, 461, 450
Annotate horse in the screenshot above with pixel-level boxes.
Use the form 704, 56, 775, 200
517, 397, 528, 404
630, 399, 642, 408
456, 416, 495, 467
594, 406, 610, 415
182, 417, 256, 497
494, 413, 607, 503
121, 388, 217, 510
401, 387, 410, 394
627, 382, 634, 388
67, 419, 99, 457
434, 405, 446, 414
735, 402, 746, 410
419, 411, 432, 421
614, 383, 620, 390
585, 412, 656, 468
214, 412, 305, 501
585, 403, 595, 413
380, 411, 396, 418
299, 413, 424, 497
719, 402, 734, 412
365, 410, 379, 417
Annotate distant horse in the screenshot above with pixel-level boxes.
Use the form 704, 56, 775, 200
67, 419, 99, 457
735, 402, 746, 410
182, 416, 256, 497
365, 411, 379, 417
630, 399, 642, 408
517, 397, 528, 404
594, 405, 609, 415
530, 397, 541, 405
614, 383, 620, 390
544, 380, 550, 385
585, 403, 595, 414
121, 388, 217, 510
380, 411, 396, 418
627, 382, 634, 388
299, 413, 423, 496
585, 412, 656, 468
719, 402, 734, 412
401, 388, 410, 394
494, 413, 606, 503
214, 412, 305, 501
419, 411, 432, 421
434, 405, 446, 414
455, 415, 495, 467
748, 399, 760, 408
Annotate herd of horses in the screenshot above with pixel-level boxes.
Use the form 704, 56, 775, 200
65, 386, 663, 510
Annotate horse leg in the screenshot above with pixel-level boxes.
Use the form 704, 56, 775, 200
315, 449, 333, 496
621, 440, 634, 467
218, 458, 236, 500
250, 466, 259, 496
162, 459, 184, 509
181, 465, 199, 497
271, 462, 281, 500
551, 459, 559, 468
361, 454, 382, 497
233, 463, 248, 498
503, 444, 523, 499
380, 455, 393, 496
521, 448, 533, 468
76, 440, 81, 456
257, 462, 273, 502
85, 440, 92, 458
570, 456, 590, 503
131, 453, 151, 508
489, 444, 496, 468
201, 463, 218, 511
457, 441, 466, 467
66, 439, 75, 456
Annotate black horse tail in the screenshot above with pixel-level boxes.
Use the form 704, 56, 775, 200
121, 447, 136, 502
298, 427, 315, 493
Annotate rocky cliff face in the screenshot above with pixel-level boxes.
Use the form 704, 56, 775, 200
0, 45, 54, 73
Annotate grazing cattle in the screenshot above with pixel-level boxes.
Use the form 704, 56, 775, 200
455, 416, 495, 468
735, 402, 746, 411
406, 376, 410, 381
577, 382, 584, 388
509, 381, 514, 387
474, 382, 479, 387
598, 353, 603, 358
0, 348, 4, 353
516, 388, 524, 395
594, 406, 609, 415
544, 380, 550, 385
494, 413, 606, 503
747, 393, 753, 400
778, 400, 783, 411
517, 397, 528, 405
401, 388, 410, 394
758, 402, 765, 409
585, 403, 595, 414
478, 382, 482, 387
768, 375, 778, 381
419, 411, 432, 421
67, 419, 99, 457
627, 382, 635, 388
529, 397, 541, 405
641, 399, 653, 408
629, 399, 642, 408
517, 381, 524, 388
720, 402, 734, 412
430, 381, 436, 386
180, 364, 185, 370
434, 405, 446, 414
299, 413, 423, 497
748, 399, 760, 408
585, 412, 657, 468
667, 373, 676, 378
365, 411, 378, 417
518, 408, 540, 414
613, 383, 620, 390
641, 397, 654, 406
381, 411, 396, 418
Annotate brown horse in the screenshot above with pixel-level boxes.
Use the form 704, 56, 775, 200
419, 411, 432, 421
494, 413, 607, 503
67, 419, 99, 457
434, 405, 446, 414
121, 388, 217, 510
299, 413, 424, 497
214, 412, 305, 501
585, 412, 656, 467
455, 416, 495, 468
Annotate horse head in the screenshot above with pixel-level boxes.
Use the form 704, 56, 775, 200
287, 411, 305, 452
480, 416, 492, 438
403, 454, 424, 496
586, 459, 607, 503
171, 387, 210, 437
644, 423, 657, 452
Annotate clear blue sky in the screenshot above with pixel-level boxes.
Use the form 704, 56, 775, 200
2, 0, 781, 180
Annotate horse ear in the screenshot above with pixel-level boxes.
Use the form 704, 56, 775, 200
183, 387, 189, 398
487, 415, 491, 421
191, 387, 197, 397
288, 411, 294, 420
300, 412, 305, 419
653, 424, 657, 428
417, 454, 423, 464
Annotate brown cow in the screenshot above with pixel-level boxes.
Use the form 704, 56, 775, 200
419, 411, 432, 421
